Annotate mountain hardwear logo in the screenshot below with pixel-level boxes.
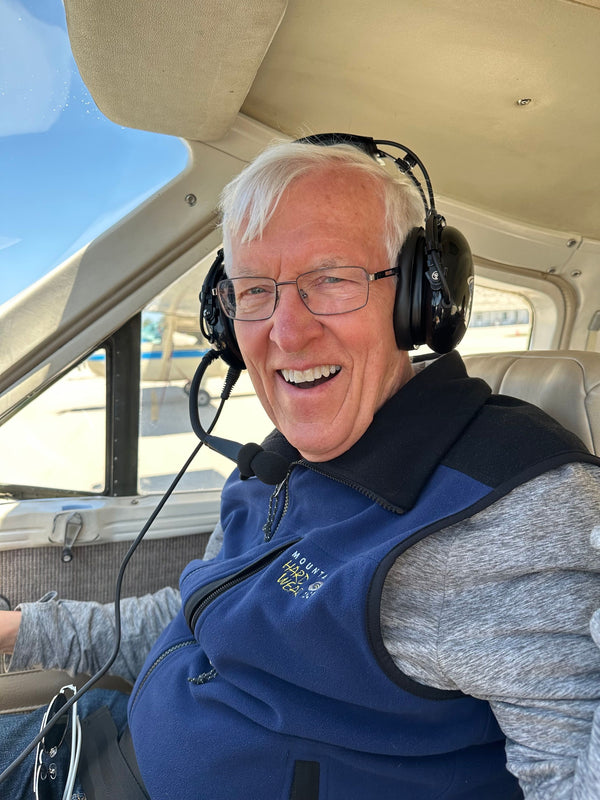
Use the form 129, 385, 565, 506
277, 550, 328, 598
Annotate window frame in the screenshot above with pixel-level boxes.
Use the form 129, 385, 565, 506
105, 315, 141, 496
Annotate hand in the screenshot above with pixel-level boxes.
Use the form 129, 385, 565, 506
0, 610, 22, 654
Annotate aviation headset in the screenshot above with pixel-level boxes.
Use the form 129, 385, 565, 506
200, 133, 474, 369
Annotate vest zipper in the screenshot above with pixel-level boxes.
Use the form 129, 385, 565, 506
263, 472, 292, 541
133, 541, 298, 712
130, 639, 196, 713
184, 539, 300, 632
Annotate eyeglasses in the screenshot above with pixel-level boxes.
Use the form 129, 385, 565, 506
214, 265, 400, 321
33, 684, 82, 800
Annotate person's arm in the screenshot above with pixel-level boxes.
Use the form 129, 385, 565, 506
203, 520, 224, 560
6, 587, 181, 683
0, 610, 22, 655
2, 523, 224, 681
381, 462, 600, 799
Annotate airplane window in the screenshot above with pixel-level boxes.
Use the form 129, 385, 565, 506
136, 261, 274, 494
458, 282, 532, 354
0, 258, 275, 501
0, 0, 188, 309
0, 351, 106, 495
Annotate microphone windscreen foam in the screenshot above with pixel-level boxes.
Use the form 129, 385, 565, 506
237, 442, 262, 479
237, 443, 290, 485
251, 450, 290, 485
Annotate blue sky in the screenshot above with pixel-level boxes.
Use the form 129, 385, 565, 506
0, 0, 188, 307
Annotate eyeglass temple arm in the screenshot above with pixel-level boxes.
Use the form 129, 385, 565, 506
369, 266, 400, 281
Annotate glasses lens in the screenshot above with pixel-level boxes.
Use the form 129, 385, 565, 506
298, 266, 368, 315
218, 277, 277, 320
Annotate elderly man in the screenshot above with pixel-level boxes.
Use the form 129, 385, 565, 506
3, 137, 600, 800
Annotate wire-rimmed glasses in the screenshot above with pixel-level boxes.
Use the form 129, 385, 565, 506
214, 265, 400, 321
33, 684, 82, 800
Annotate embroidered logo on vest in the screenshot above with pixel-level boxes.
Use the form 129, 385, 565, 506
277, 550, 329, 598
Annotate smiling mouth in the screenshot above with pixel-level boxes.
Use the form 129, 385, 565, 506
280, 364, 341, 389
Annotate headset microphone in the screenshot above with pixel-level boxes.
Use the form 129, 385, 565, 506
188, 352, 290, 485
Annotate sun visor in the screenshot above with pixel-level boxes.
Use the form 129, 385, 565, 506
63, 0, 288, 141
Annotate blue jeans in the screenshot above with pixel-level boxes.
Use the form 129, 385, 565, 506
0, 688, 129, 800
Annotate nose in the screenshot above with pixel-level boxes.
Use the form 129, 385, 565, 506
268, 282, 322, 352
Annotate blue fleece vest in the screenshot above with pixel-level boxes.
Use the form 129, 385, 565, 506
128, 353, 596, 799
129, 463, 523, 799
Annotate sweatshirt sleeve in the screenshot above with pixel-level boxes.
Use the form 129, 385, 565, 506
7, 523, 224, 682
8, 587, 182, 683
380, 461, 600, 800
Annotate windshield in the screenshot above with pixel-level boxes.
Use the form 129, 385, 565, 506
0, 0, 188, 308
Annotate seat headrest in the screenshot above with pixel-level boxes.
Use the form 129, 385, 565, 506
462, 350, 600, 455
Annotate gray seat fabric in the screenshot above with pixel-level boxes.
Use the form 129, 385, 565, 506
462, 350, 600, 456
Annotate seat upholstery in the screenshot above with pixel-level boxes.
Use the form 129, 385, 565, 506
462, 350, 600, 456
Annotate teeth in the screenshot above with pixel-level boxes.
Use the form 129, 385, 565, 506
281, 365, 341, 384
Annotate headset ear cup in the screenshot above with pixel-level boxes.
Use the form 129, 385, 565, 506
199, 251, 246, 370
394, 226, 473, 354
393, 227, 427, 350
424, 226, 474, 354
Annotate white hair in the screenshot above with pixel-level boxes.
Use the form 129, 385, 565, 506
219, 139, 424, 271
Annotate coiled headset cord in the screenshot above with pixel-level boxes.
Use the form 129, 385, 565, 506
0, 358, 240, 786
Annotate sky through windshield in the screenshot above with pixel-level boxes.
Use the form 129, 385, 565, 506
0, 0, 189, 308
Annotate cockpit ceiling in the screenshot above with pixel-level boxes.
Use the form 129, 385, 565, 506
64, 0, 600, 241
64, 0, 288, 141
